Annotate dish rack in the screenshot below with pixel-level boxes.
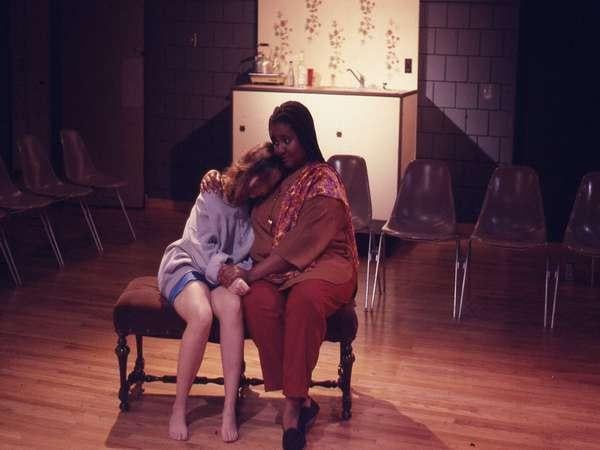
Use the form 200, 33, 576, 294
249, 73, 286, 85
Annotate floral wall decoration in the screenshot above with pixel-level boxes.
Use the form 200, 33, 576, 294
305, 0, 323, 41
328, 20, 346, 84
385, 20, 401, 74
272, 11, 293, 69
358, 0, 376, 44
258, 0, 418, 90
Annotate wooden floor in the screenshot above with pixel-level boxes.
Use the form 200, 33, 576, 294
1, 200, 600, 450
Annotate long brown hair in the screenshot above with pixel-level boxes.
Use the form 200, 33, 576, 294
222, 143, 281, 205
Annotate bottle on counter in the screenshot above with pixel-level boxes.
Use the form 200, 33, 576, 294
296, 52, 307, 88
287, 60, 295, 86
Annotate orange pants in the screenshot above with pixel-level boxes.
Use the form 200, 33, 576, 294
242, 274, 356, 398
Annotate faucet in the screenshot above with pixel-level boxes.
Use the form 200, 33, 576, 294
347, 68, 365, 88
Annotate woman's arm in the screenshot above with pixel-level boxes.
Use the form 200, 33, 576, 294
219, 196, 346, 284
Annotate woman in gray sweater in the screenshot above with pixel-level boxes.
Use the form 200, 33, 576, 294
157, 144, 282, 442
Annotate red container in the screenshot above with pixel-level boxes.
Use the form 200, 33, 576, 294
307, 68, 314, 87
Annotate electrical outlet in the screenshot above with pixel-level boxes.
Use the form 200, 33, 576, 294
404, 58, 412, 73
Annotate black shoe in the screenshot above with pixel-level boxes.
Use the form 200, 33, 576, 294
282, 427, 306, 450
299, 398, 320, 433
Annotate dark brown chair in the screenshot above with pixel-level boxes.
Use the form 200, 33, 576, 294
113, 276, 358, 419
60, 129, 136, 240
0, 155, 64, 268
373, 159, 461, 316
328, 154, 384, 310
17, 134, 103, 254
550, 172, 600, 328
458, 165, 557, 327
0, 208, 22, 286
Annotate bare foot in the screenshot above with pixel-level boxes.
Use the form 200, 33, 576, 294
221, 409, 238, 443
169, 406, 189, 441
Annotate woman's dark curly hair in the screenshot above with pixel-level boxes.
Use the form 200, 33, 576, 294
222, 142, 281, 205
269, 101, 325, 163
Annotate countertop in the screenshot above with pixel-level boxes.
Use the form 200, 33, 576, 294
233, 83, 418, 98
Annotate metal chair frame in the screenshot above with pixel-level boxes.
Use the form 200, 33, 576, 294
456, 165, 558, 328
372, 159, 461, 315
60, 129, 136, 240
327, 155, 384, 310
0, 156, 64, 270
550, 172, 600, 329
0, 210, 22, 286
17, 134, 103, 254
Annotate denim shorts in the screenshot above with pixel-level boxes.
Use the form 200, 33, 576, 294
167, 270, 217, 305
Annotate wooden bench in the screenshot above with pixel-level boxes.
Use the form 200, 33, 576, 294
113, 276, 359, 419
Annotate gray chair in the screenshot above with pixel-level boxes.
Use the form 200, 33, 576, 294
458, 165, 557, 328
327, 154, 384, 310
0, 208, 22, 286
550, 172, 600, 328
0, 155, 64, 269
17, 134, 103, 254
60, 129, 136, 240
373, 159, 461, 315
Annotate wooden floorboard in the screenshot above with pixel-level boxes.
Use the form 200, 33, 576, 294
1, 199, 600, 449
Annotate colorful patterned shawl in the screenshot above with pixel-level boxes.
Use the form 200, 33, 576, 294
267, 162, 359, 284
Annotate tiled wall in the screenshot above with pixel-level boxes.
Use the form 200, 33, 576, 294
145, 0, 257, 200
418, 0, 519, 221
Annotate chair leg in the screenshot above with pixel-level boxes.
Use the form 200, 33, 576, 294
338, 341, 355, 420
127, 335, 146, 398
115, 188, 136, 241
457, 239, 471, 320
370, 233, 385, 310
364, 231, 372, 310
0, 226, 22, 286
79, 200, 103, 254
115, 334, 131, 411
377, 235, 386, 295
550, 263, 560, 329
453, 239, 461, 319
40, 210, 64, 267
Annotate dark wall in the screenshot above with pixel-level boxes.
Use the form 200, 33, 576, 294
418, 0, 520, 222
144, 0, 257, 200
514, 2, 600, 241
9, 0, 51, 168
0, 1, 11, 166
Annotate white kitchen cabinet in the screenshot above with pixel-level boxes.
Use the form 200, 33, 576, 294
232, 85, 417, 221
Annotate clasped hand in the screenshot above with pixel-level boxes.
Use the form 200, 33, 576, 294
218, 264, 250, 295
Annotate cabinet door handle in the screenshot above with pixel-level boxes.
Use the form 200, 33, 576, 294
336, 131, 342, 138
240, 125, 246, 132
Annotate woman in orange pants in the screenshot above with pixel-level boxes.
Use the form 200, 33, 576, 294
219, 101, 358, 450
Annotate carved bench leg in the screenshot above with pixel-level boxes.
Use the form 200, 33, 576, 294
115, 334, 130, 411
129, 335, 146, 398
339, 340, 355, 420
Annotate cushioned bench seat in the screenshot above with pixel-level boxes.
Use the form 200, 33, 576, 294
113, 276, 358, 419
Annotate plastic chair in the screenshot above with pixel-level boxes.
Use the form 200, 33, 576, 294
457, 165, 557, 327
60, 129, 136, 240
0, 155, 64, 268
372, 159, 461, 315
17, 134, 103, 254
327, 154, 384, 310
0, 208, 22, 286
550, 172, 600, 328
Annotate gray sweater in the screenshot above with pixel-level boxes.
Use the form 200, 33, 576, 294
157, 188, 254, 299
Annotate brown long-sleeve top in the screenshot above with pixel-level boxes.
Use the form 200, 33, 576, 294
250, 168, 357, 290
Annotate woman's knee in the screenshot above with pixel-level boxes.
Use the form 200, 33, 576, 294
211, 287, 242, 320
174, 282, 213, 329
286, 286, 323, 319
242, 281, 283, 316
